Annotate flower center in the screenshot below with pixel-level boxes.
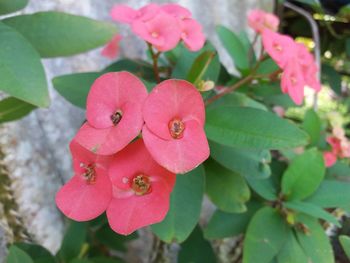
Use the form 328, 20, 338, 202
110, 110, 123, 126
80, 163, 96, 184
168, 118, 185, 139
151, 32, 159, 38
131, 174, 152, 196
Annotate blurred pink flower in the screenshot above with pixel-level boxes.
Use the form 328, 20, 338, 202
101, 34, 122, 59
142, 79, 209, 174
75, 72, 148, 155
179, 18, 205, 51
323, 151, 337, 167
272, 106, 285, 117
248, 9, 279, 34
107, 139, 176, 235
111, 3, 160, 24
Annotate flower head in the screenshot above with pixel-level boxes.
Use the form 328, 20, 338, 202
281, 59, 305, 105
107, 139, 176, 235
161, 3, 192, 19
179, 18, 205, 51
323, 151, 337, 167
248, 9, 279, 34
101, 34, 122, 59
142, 79, 209, 174
56, 140, 112, 221
111, 3, 160, 24
74, 72, 148, 155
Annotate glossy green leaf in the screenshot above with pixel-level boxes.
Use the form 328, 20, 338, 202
276, 231, 308, 263
208, 92, 267, 111
326, 161, 350, 178
306, 180, 350, 208
186, 50, 220, 85
0, 97, 36, 123
284, 201, 340, 227
339, 235, 350, 260
243, 207, 288, 263
52, 72, 100, 108
0, 22, 49, 107
57, 221, 88, 262
255, 59, 279, 75
204, 202, 261, 239
281, 148, 325, 200
4, 12, 117, 57
0, 0, 28, 15
205, 159, 250, 213
302, 109, 321, 146
209, 141, 271, 179
205, 106, 309, 150
14, 243, 55, 263
178, 226, 217, 263
322, 64, 341, 95
246, 176, 278, 201
216, 25, 249, 70
295, 215, 334, 263
7, 246, 33, 263
151, 166, 205, 243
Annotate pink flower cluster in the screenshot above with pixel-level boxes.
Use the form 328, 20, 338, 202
111, 3, 205, 52
56, 72, 209, 235
248, 9, 321, 105
323, 127, 350, 167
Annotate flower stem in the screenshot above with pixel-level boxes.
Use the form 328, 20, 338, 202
148, 43, 161, 83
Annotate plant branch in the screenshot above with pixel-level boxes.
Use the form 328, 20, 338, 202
148, 43, 161, 83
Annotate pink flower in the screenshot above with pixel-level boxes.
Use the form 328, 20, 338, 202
111, 3, 160, 24
248, 9, 279, 34
132, 12, 181, 51
107, 139, 176, 235
323, 151, 337, 167
56, 140, 112, 221
74, 72, 148, 155
142, 79, 209, 174
262, 29, 295, 68
101, 34, 122, 59
161, 3, 192, 19
179, 18, 205, 51
281, 59, 305, 105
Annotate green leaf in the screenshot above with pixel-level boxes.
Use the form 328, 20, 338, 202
14, 243, 55, 263
321, 64, 341, 95
255, 59, 279, 75
178, 226, 217, 263
207, 92, 267, 111
204, 202, 261, 239
209, 140, 271, 179
295, 215, 334, 263
186, 50, 220, 85
0, 0, 28, 15
246, 176, 278, 201
205, 106, 309, 150
284, 201, 340, 227
276, 231, 308, 263
326, 161, 350, 178
57, 221, 88, 262
95, 223, 138, 251
151, 166, 205, 243
91, 258, 124, 263
0, 97, 36, 123
216, 25, 249, 71
281, 148, 325, 200
306, 180, 350, 208
205, 159, 250, 213
0, 22, 49, 107
3, 12, 117, 58
346, 38, 350, 57
52, 72, 100, 108
243, 207, 288, 263
7, 246, 33, 263
302, 109, 321, 146
339, 235, 350, 260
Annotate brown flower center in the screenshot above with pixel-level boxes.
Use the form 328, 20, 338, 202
168, 118, 185, 139
131, 174, 152, 196
80, 163, 96, 184
110, 110, 123, 126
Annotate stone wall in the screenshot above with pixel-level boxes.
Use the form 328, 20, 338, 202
0, 0, 272, 261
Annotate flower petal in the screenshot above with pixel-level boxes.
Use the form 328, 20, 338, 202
142, 120, 209, 174
111, 4, 137, 24
180, 19, 205, 51
101, 34, 122, 59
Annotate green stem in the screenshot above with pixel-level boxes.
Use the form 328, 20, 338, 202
148, 43, 161, 83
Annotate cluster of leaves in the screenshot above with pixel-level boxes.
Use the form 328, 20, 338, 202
0, 0, 117, 123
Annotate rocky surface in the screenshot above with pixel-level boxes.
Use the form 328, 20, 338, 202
0, 0, 272, 262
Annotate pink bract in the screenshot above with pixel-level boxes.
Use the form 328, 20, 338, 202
132, 12, 181, 51
111, 3, 160, 24
101, 34, 122, 59
161, 3, 192, 19
56, 140, 112, 221
248, 9, 279, 34
281, 59, 305, 105
142, 79, 209, 174
180, 18, 205, 51
106, 139, 176, 235
323, 151, 337, 167
74, 72, 148, 155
